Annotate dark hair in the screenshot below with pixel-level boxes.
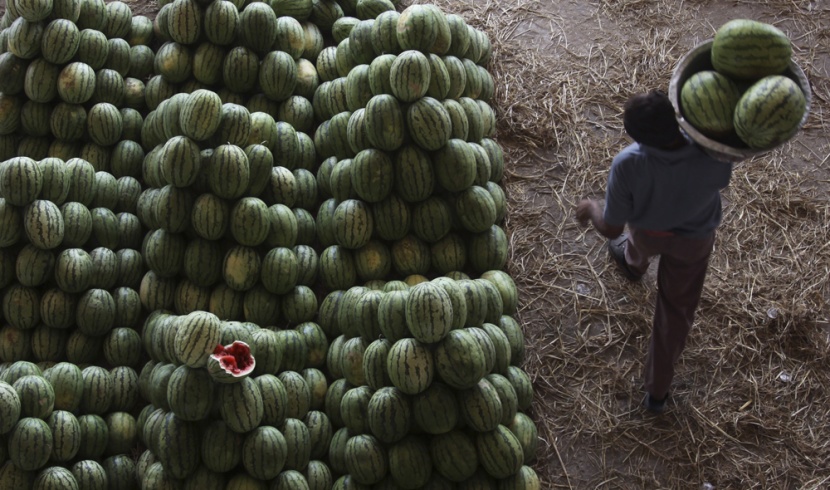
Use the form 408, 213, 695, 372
623, 90, 683, 148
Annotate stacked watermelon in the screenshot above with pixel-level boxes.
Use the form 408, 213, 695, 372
679, 19, 808, 150
0, 358, 145, 488
0, 0, 542, 487
135, 309, 337, 489
307, 3, 538, 487
0, 0, 153, 162
0, 0, 155, 487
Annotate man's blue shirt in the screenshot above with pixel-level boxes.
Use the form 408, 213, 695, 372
603, 137, 733, 237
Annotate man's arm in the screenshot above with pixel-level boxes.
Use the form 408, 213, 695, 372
576, 199, 624, 239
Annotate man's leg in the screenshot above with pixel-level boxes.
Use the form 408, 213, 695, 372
643, 233, 715, 401
625, 228, 656, 275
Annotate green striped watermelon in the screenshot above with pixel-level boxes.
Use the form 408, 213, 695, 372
505, 365, 533, 411
0, 53, 28, 96
680, 70, 741, 137
364, 94, 405, 152
392, 144, 433, 203
345, 434, 388, 485
335, 38, 357, 78
351, 148, 393, 203
376, 289, 407, 342
390, 50, 431, 102
281, 417, 312, 471
34, 466, 78, 490
102, 327, 141, 368
108, 366, 139, 412
368, 53, 396, 96
412, 382, 458, 435
367, 386, 412, 444
356, 0, 394, 20
167, 0, 202, 45
239, 1, 278, 54
16, 0, 54, 22
261, 50, 299, 102
204, 0, 239, 46
7, 17, 45, 60
507, 412, 539, 465
102, 1, 132, 38
268, 16, 304, 60
1, 156, 42, 206
256, 374, 289, 427
173, 311, 222, 368
407, 96, 452, 151
0, 381, 21, 434
71, 460, 107, 490
434, 329, 487, 390
208, 144, 250, 200
387, 338, 434, 395
242, 426, 288, 480
387, 435, 432, 488
24, 59, 59, 104
22, 200, 63, 250
192, 42, 226, 86
391, 234, 430, 277
711, 19, 792, 80
370, 10, 400, 54
223, 46, 261, 93
8, 417, 53, 471
41, 19, 80, 64
405, 281, 453, 343
180, 89, 222, 141
430, 232, 467, 276
476, 425, 524, 479
345, 64, 373, 112
279, 370, 313, 420
303, 368, 329, 411
190, 193, 229, 242
154, 412, 201, 479
396, 4, 436, 52
433, 138, 476, 192
411, 196, 452, 243
430, 430, 478, 482
733, 75, 806, 149
458, 377, 504, 432
218, 376, 264, 433
333, 198, 374, 250
201, 420, 243, 473
468, 225, 509, 272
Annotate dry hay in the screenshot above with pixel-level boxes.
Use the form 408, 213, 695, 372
405, 0, 830, 488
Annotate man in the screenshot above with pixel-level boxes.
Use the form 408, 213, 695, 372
575, 90, 733, 413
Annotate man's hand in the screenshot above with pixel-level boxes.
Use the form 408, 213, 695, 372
576, 199, 601, 227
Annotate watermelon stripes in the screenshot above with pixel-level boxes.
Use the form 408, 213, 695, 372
407, 96, 452, 151
734, 75, 806, 149
711, 19, 792, 80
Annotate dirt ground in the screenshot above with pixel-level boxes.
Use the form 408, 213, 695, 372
478, 0, 830, 488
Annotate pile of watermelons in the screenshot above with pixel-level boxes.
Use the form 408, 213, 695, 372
0, 0, 542, 488
679, 19, 808, 150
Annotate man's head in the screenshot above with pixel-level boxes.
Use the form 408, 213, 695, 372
623, 90, 684, 148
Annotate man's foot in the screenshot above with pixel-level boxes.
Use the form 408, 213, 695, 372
608, 235, 644, 281
643, 393, 668, 414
